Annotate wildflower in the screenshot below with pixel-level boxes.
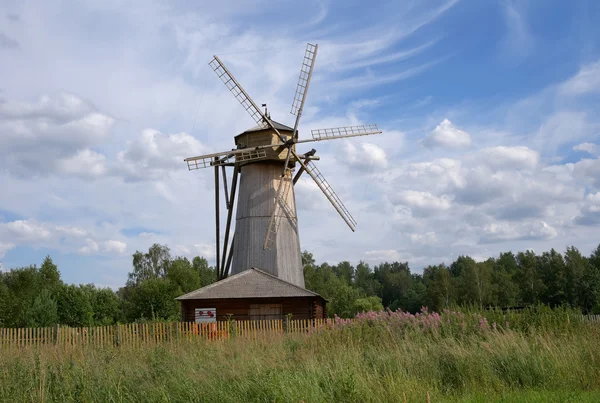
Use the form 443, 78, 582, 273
479, 317, 489, 330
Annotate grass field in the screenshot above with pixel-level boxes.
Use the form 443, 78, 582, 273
1, 307, 599, 402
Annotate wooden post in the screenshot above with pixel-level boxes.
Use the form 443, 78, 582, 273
223, 235, 235, 278
221, 165, 230, 209
214, 157, 221, 279
54, 323, 59, 345
115, 324, 120, 347
220, 166, 239, 278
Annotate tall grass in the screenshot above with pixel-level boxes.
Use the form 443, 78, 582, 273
1, 307, 599, 402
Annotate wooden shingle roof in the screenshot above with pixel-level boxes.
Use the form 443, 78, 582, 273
238, 120, 293, 135
176, 267, 322, 300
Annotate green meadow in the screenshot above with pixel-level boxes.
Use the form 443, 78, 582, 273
1, 307, 599, 402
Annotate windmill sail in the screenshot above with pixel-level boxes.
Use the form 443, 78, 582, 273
209, 55, 269, 129
291, 43, 318, 118
185, 148, 269, 170
309, 124, 382, 141
301, 160, 357, 231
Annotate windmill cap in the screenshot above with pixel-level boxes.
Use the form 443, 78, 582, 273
238, 120, 293, 136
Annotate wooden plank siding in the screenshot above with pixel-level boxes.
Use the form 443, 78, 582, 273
180, 297, 326, 322
234, 129, 297, 162
230, 163, 304, 288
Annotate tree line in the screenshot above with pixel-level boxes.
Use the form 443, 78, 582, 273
304, 244, 600, 317
1, 243, 599, 327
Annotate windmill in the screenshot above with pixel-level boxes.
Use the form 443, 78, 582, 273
184, 43, 382, 288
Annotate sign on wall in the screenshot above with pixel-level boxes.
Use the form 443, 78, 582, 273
195, 308, 216, 323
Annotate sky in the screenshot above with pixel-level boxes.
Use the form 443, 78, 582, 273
1, 0, 600, 288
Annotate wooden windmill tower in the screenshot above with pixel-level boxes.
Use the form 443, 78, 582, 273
184, 43, 382, 288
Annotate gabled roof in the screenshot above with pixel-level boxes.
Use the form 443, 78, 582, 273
176, 268, 322, 300
239, 120, 293, 135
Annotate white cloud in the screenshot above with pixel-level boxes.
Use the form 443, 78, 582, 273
0, 92, 97, 122
345, 142, 388, 169
403, 158, 465, 191
422, 119, 472, 149
480, 221, 558, 244
533, 111, 590, 153
173, 245, 191, 256
477, 146, 539, 171
115, 129, 208, 182
559, 60, 600, 95
391, 190, 452, 216
103, 240, 127, 254
571, 158, 600, 189
2, 220, 53, 242
57, 149, 108, 178
0, 242, 15, 259
0, 93, 114, 178
193, 243, 215, 260
173, 243, 216, 260
573, 142, 599, 156
364, 249, 405, 262
79, 239, 100, 255
574, 192, 600, 226
0, 219, 127, 257
410, 232, 438, 245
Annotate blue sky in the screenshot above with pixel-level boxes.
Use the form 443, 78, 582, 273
1, 0, 600, 288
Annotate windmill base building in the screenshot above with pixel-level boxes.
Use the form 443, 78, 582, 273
177, 268, 327, 321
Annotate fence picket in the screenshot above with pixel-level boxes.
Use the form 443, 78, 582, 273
8, 312, 584, 350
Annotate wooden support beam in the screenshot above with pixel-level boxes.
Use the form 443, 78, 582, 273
293, 158, 311, 184
221, 166, 239, 275
281, 146, 292, 177
221, 165, 230, 209
224, 235, 235, 278
214, 157, 221, 280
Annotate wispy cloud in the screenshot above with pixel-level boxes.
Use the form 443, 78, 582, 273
331, 59, 442, 90
559, 60, 600, 96
340, 40, 439, 71
306, 2, 328, 26
497, 0, 534, 64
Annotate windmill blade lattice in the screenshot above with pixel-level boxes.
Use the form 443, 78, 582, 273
279, 43, 318, 175
185, 148, 269, 170
309, 124, 382, 142
301, 160, 357, 231
291, 43, 318, 118
209, 56, 269, 129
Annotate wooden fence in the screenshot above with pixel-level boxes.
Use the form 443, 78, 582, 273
0, 319, 332, 349
582, 314, 600, 324
2, 315, 599, 350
